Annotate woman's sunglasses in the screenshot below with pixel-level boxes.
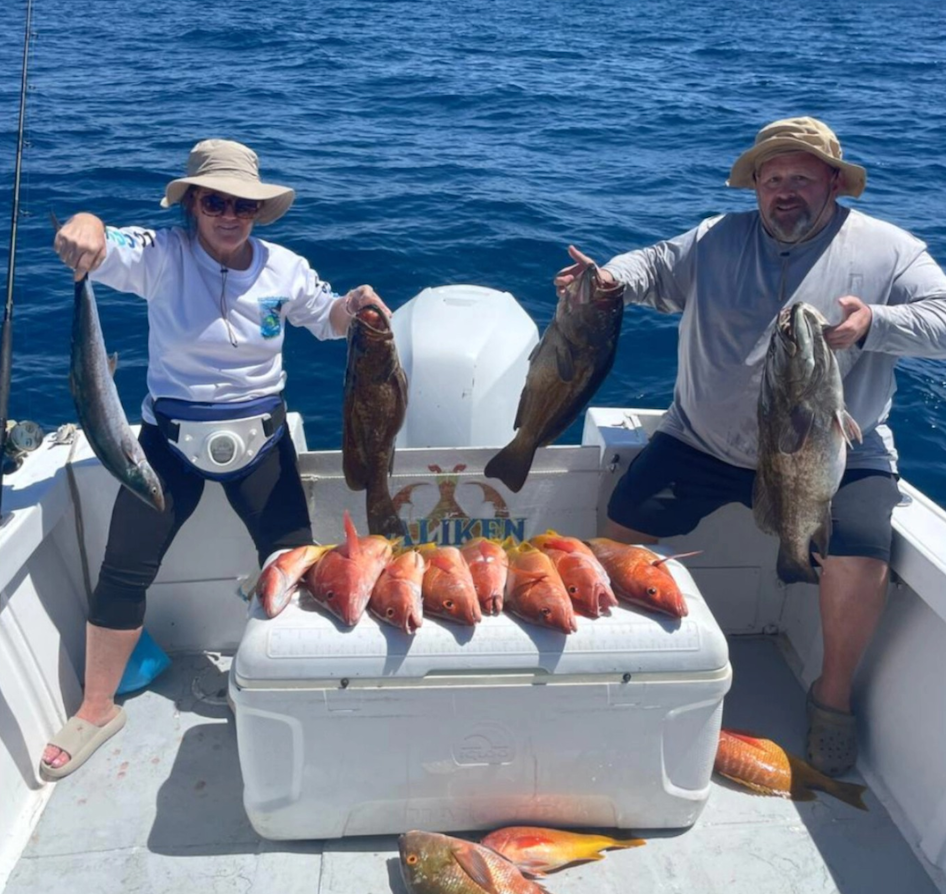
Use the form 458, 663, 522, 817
198, 192, 262, 219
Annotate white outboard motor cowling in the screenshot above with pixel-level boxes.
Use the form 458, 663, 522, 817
391, 285, 539, 449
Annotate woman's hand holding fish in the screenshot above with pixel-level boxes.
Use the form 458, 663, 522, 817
332, 284, 391, 335
347, 285, 391, 317
54, 212, 108, 281
554, 244, 617, 298
823, 296, 872, 350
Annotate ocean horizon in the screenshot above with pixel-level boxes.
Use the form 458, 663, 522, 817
2, 0, 945, 507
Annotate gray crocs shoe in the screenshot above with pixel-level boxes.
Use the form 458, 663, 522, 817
806, 684, 857, 777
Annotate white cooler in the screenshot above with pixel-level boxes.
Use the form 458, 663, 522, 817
230, 559, 730, 840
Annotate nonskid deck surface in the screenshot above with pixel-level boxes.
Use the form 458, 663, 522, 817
7, 638, 937, 894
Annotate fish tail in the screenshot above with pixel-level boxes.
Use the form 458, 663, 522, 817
366, 483, 406, 539
776, 545, 818, 584
483, 436, 535, 493
815, 778, 869, 811
612, 838, 647, 849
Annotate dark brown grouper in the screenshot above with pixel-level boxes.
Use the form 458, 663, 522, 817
484, 263, 624, 493
342, 304, 408, 538
70, 276, 164, 512
753, 302, 862, 584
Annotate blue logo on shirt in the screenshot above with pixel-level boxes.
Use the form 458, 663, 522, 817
258, 297, 287, 338
105, 227, 156, 249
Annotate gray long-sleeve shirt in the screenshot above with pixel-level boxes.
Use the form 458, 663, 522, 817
603, 205, 946, 472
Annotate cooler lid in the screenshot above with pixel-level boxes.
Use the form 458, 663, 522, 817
233, 560, 729, 686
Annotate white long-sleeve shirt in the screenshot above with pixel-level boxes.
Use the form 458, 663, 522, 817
603, 206, 946, 472
91, 226, 342, 423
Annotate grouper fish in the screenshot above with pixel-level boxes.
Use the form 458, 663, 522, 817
753, 302, 861, 584
484, 263, 624, 493
70, 276, 164, 512
342, 304, 408, 538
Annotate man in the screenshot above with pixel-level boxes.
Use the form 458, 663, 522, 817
555, 116, 946, 776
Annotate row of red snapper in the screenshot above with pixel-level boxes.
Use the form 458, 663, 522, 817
255, 510, 695, 632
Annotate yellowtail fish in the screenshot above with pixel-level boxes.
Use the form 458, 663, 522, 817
715, 729, 868, 810
480, 826, 645, 877
256, 544, 331, 619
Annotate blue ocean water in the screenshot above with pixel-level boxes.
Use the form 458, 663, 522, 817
2, 0, 946, 505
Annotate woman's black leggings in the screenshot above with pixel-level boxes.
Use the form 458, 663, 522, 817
88, 422, 312, 630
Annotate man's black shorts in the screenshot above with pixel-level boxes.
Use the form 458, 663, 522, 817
607, 432, 901, 563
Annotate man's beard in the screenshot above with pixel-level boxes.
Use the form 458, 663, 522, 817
765, 204, 815, 242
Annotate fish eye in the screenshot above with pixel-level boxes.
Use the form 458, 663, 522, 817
647, 587, 658, 596
568, 586, 578, 594
386, 607, 395, 617
326, 590, 336, 600
406, 854, 418, 865
541, 607, 551, 617
444, 599, 454, 609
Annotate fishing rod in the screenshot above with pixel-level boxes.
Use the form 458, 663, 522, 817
0, 0, 36, 519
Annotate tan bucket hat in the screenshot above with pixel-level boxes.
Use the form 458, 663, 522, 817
727, 117, 866, 198
160, 139, 295, 225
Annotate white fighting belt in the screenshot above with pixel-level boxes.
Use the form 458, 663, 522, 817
167, 413, 276, 476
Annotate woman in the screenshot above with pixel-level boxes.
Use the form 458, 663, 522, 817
43, 138, 389, 778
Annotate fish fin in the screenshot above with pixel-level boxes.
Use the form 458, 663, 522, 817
776, 545, 818, 585
819, 778, 869, 811
614, 838, 647, 849
428, 552, 456, 572
717, 770, 792, 799
751, 476, 779, 535
778, 405, 814, 454
450, 844, 498, 891
108, 353, 119, 377
652, 550, 702, 567
342, 510, 360, 556
836, 409, 863, 446
554, 341, 576, 382
811, 506, 832, 560
722, 729, 769, 747
484, 438, 534, 493
788, 755, 869, 810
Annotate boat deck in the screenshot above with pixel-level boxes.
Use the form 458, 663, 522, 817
6, 637, 938, 894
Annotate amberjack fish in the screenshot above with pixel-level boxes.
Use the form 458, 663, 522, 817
399, 830, 549, 894
70, 276, 164, 511
715, 729, 868, 810
480, 826, 645, 877
342, 305, 409, 539
484, 263, 624, 493
753, 302, 862, 584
